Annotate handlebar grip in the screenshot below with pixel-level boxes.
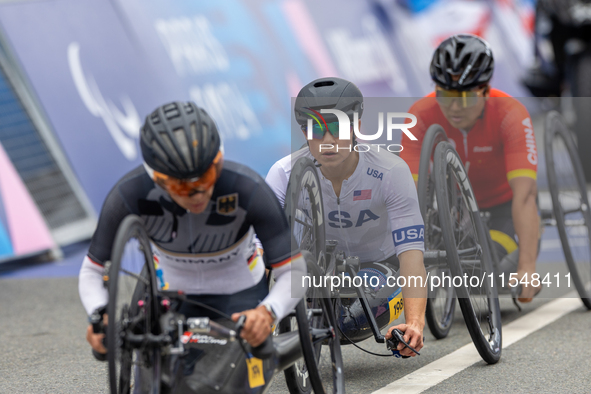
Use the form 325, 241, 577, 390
386, 329, 419, 358
386, 339, 411, 359
248, 335, 275, 360
91, 320, 104, 334
89, 306, 107, 334
234, 314, 274, 359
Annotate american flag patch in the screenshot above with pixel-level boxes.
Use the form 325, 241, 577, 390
353, 189, 372, 201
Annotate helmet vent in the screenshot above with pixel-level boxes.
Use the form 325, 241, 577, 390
314, 81, 334, 88
150, 140, 167, 167
164, 106, 179, 120
454, 42, 465, 59
160, 132, 184, 171
473, 53, 486, 70
444, 52, 452, 69
459, 56, 471, 73
172, 127, 191, 169
201, 123, 209, 150
150, 113, 160, 125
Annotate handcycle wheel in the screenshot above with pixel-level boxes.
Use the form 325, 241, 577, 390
433, 142, 502, 364
106, 215, 162, 394
545, 111, 591, 309
418, 124, 456, 339
284, 157, 326, 266
281, 157, 344, 393
294, 251, 345, 394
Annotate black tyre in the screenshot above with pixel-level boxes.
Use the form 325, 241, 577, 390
418, 124, 448, 219
282, 158, 344, 393
433, 142, 502, 364
569, 50, 591, 182
545, 111, 591, 309
106, 215, 161, 393
294, 251, 345, 394
284, 157, 326, 266
418, 125, 456, 339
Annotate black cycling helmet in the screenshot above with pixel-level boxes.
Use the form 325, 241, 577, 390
140, 101, 222, 179
294, 77, 364, 126
430, 34, 494, 91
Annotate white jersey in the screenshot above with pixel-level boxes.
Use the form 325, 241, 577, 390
266, 148, 425, 263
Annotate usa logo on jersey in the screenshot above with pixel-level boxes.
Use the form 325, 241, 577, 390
392, 225, 424, 246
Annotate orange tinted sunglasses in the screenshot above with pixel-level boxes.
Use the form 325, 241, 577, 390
145, 151, 224, 196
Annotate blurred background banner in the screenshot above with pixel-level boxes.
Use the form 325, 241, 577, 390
0, 0, 537, 248
116, 0, 320, 188
0, 0, 178, 211
0, 141, 56, 262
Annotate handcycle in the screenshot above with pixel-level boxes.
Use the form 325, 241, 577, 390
418, 124, 502, 356
280, 148, 502, 394
92, 214, 343, 394
419, 112, 591, 347
543, 111, 591, 308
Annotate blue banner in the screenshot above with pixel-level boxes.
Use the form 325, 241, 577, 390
0, 0, 320, 211
0, 0, 180, 210
0, 0, 536, 214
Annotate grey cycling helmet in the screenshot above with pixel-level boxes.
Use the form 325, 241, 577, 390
430, 34, 494, 91
140, 101, 222, 179
294, 77, 364, 126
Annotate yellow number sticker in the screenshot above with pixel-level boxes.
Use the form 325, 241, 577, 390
246, 356, 265, 388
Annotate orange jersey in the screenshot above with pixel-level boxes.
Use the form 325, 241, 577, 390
400, 89, 537, 209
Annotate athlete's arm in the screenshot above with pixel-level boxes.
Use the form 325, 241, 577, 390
510, 177, 540, 299
246, 179, 307, 317
265, 158, 290, 208
79, 256, 108, 315
79, 184, 132, 315
382, 160, 427, 356
387, 249, 426, 356
79, 256, 109, 354
501, 107, 540, 299
79, 180, 134, 354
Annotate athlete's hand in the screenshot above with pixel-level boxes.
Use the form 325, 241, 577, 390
386, 322, 424, 357
516, 269, 542, 302
86, 313, 108, 354
231, 306, 274, 347
86, 324, 107, 354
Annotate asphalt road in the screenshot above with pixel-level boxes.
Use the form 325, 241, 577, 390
1, 273, 589, 394
1, 114, 590, 393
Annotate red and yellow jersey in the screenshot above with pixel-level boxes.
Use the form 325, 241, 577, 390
400, 89, 537, 209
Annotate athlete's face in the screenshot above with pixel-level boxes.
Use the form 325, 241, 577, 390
436, 85, 489, 130
168, 185, 215, 214
305, 121, 358, 170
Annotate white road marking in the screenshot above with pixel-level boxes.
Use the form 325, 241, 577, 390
372, 294, 583, 394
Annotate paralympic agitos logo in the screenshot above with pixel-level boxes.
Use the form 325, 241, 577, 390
304, 108, 418, 153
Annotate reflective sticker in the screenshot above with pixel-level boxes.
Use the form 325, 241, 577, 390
246, 356, 265, 388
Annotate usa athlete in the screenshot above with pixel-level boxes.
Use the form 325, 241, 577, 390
266, 78, 427, 357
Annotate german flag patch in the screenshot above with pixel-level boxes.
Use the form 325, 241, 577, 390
216, 193, 238, 215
